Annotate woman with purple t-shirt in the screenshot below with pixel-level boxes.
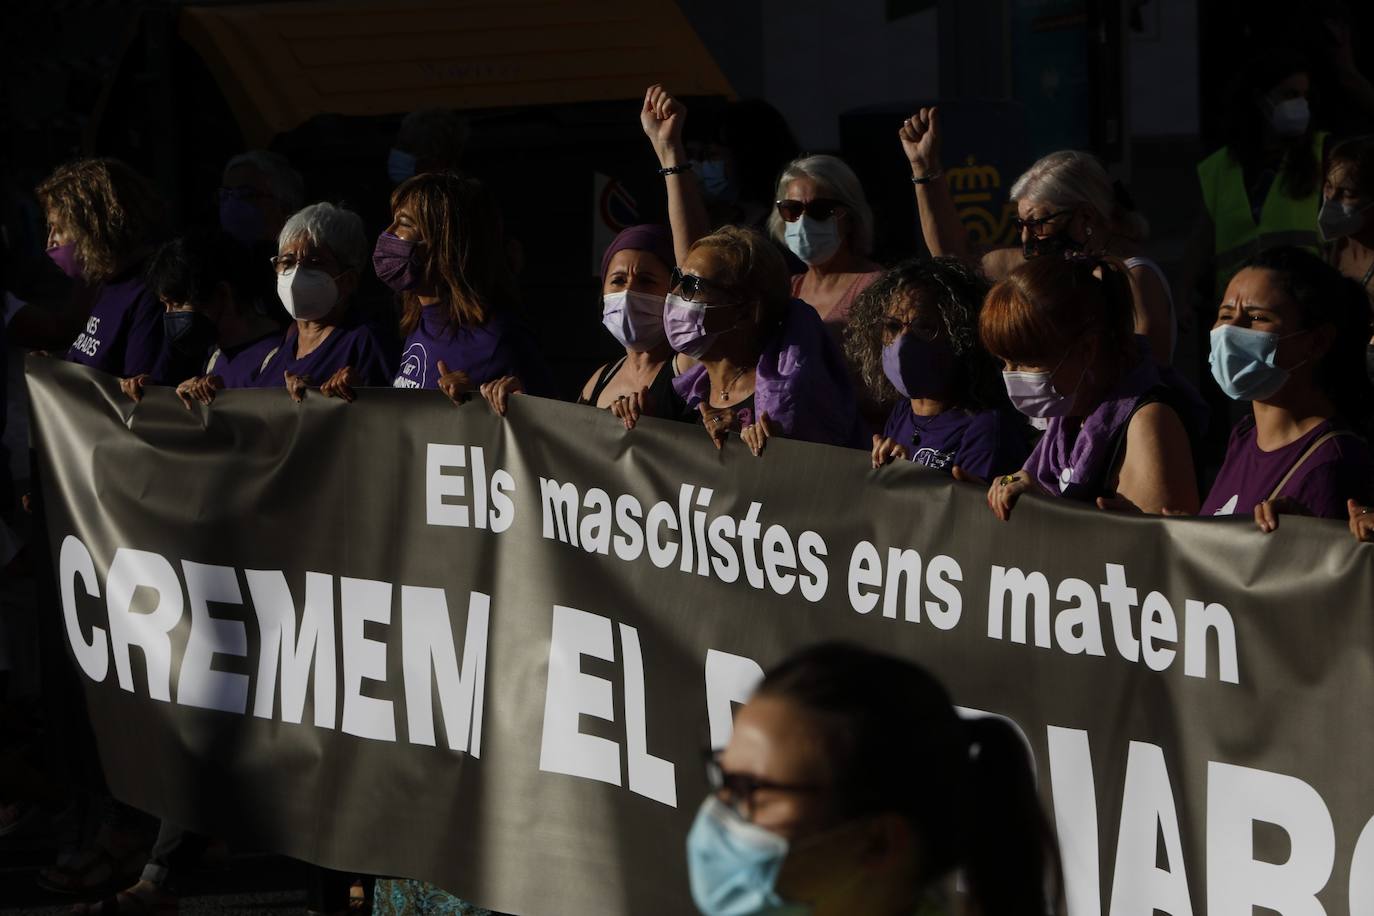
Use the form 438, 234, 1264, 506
370, 172, 551, 410
847, 257, 1030, 480
36, 158, 168, 378
256, 203, 394, 399
1202, 246, 1374, 529
978, 254, 1205, 519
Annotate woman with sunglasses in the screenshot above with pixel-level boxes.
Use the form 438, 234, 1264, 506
900, 109, 1175, 363
689, 642, 1060, 916
668, 226, 866, 454
577, 224, 695, 428
846, 258, 1030, 479
977, 254, 1206, 520
766, 155, 883, 345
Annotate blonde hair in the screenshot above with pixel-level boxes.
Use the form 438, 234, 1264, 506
35, 158, 166, 282
1009, 150, 1149, 241
689, 226, 790, 328
766, 154, 875, 257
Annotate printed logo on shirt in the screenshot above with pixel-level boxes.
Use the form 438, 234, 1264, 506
1058, 466, 1074, 493
912, 447, 955, 470
71, 316, 102, 358
1214, 494, 1239, 516
393, 342, 426, 389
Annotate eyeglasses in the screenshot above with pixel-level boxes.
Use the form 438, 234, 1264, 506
1013, 209, 1072, 236
881, 315, 941, 342
704, 750, 825, 820
218, 186, 273, 204
269, 253, 337, 274
671, 266, 736, 304
775, 198, 844, 223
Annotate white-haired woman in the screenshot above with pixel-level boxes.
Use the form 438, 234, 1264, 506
257, 202, 393, 399
766, 154, 884, 343
901, 108, 1175, 362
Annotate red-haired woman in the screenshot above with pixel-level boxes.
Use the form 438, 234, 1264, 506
976, 254, 1206, 519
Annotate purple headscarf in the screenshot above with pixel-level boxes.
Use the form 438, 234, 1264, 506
600, 224, 675, 281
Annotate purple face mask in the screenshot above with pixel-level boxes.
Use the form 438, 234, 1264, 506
373, 232, 424, 292
46, 242, 82, 280
664, 293, 740, 359
219, 196, 268, 246
882, 332, 956, 399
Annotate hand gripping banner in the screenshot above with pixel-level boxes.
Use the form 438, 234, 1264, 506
26, 357, 1374, 915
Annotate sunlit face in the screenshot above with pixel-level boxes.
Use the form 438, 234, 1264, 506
45, 210, 76, 250
602, 249, 670, 298
386, 198, 423, 243
781, 176, 848, 228
1016, 198, 1084, 246
678, 246, 753, 342
1215, 267, 1328, 379
879, 291, 944, 347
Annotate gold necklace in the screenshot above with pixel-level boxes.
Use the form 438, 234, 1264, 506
717, 365, 749, 402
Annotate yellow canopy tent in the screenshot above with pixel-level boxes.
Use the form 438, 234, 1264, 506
179, 0, 735, 147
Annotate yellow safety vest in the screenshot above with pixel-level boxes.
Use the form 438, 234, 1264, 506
1197, 132, 1326, 299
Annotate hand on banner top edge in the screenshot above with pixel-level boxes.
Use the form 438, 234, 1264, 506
284, 370, 310, 403
480, 375, 524, 417
119, 374, 152, 403
610, 386, 651, 430
950, 465, 985, 486
1254, 497, 1312, 534
699, 403, 731, 450
1096, 494, 1144, 514
176, 375, 225, 408
871, 434, 910, 468
435, 360, 473, 406
740, 412, 774, 457
320, 365, 360, 403
1348, 499, 1374, 542
986, 469, 1035, 522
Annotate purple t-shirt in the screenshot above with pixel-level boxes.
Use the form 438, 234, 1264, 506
392, 306, 553, 396
256, 320, 393, 388
65, 270, 164, 377
883, 403, 1029, 480
204, 331, 285, 389
1201, 419, 1374, 519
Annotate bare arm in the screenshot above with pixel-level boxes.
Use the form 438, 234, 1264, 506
900, 107, 977, 264
642, 85, 709, 267
1113, 402, 1200, 515
1126, 264, 1175, 364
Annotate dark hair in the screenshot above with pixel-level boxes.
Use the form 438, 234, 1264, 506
1239, 246, 1374, 430
980, 253, 1136, 374
145, 230, 264, 315
1327, 135, 1374, 195
691, 99, 801, 207
1221, 48, 1318, 199
391, 172, 519, 335
756, 642, 1059, 916
845, 257, 1012, 412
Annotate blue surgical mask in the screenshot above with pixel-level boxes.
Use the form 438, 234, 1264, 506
1268, 97, 1310, 138
783, 215, 842, 267
1209, 324, 1306, 402
696, 159, 737, 202
388, 148, 417, 184
686, 797, 810, 916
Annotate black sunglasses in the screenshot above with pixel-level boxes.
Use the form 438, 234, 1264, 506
670, 266, 736, 304
775, 198, 844, 223
1013, 209, 1073, 234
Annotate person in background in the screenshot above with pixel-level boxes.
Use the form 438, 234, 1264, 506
848, 258, 1029, 479
1199, 247, 1374, 529
901, 112, 1174, 362
668, 226, 866, 454
217, 150, 305, 251
977, 254, 1205, 520
579, 224, 693, 428
689, 642, 1060, 916
766, 155, 883, 345
119, 230, 286, 404
1320, 135, 1374, 310
387, 108, 471, 185
683, 98, 801, 231
365, 171, 551, 416
257, 202, 393, 399
1184, 49, 1328, 309
35, 158, 167, 379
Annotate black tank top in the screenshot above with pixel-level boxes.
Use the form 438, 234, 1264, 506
581, 356, 689, 421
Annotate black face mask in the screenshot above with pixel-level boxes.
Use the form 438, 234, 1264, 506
1022, 230, 1084, 261
163, 310, 217, 358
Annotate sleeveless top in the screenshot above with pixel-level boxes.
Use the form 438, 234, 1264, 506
1121, 255, 1177, 360
582, 355, 689, 421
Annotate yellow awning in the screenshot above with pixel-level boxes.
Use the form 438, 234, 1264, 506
179, 0, 735, 147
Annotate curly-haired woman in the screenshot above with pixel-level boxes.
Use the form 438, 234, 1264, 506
846, 257, 1030, 478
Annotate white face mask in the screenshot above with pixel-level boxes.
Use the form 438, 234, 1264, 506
1269, 97, 1310, 138
277, 267, 340, 321
783, 214, 843, 266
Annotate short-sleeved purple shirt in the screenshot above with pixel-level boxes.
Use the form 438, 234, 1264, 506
1201, 418, 1374, 519
883, 403, 1029, 480
256, 320, 393, 388
204, 330, 285, 389
393, 306, 553, 396
65, 270, 164, 377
